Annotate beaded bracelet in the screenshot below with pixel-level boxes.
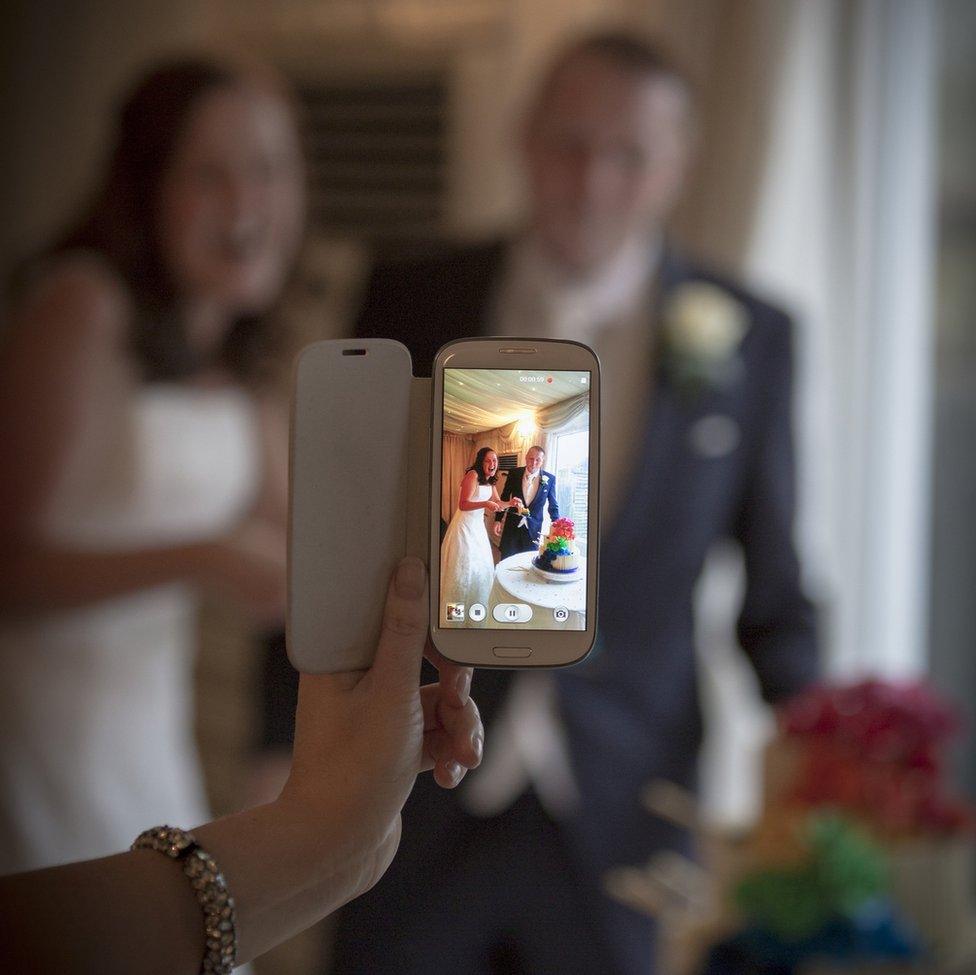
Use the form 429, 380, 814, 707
131, 825, 237, 974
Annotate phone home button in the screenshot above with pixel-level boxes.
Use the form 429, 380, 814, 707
492, 647, 533, 659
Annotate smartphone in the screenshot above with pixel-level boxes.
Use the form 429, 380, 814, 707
430, 338, 600, 667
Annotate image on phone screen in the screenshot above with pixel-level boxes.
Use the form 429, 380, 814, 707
439, 367, 592, 631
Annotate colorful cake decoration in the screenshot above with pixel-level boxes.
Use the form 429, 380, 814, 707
534, 518, 580, 575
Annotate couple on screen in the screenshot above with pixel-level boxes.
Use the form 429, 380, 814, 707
440, 445, 559, 617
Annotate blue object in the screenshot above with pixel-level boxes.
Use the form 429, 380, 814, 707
703, 900, 921, 973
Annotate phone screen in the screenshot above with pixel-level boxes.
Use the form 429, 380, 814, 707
439, 367, 592, 631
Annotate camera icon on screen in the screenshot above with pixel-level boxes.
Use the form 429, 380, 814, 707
553, 607, 570, 623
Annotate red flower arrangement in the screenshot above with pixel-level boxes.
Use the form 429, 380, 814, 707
779, 680, 973, 837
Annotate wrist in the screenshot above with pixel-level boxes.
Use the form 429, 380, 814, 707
269, 789, 394, 894
278, 749, 404, 864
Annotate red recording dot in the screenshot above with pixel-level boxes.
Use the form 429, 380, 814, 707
546, 376, 553, 384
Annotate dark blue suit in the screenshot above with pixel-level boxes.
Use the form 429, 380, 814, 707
323, 241, 819, 974
496, 466, 558, 559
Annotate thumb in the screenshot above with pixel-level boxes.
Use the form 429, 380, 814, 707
370, 557, 429, 693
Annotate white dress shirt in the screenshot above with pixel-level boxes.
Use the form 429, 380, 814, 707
462, 232, 661, 819
522, 469, 539, 507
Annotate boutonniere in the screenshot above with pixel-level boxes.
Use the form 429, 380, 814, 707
661, 281, 747, 396
541, 475, 550, 487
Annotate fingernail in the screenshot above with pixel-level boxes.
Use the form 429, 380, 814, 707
445, 760, 462, 782
395, 557, 426, 599
470, 732, 483, 762
455, 670, 472, 705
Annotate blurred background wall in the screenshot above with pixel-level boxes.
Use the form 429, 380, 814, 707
1, 0, 810, 274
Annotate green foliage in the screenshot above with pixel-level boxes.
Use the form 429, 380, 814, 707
734, 813, 888, 940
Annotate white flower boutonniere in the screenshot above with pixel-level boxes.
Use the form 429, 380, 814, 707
662, 281, 747, 395
541, 475, 550, 487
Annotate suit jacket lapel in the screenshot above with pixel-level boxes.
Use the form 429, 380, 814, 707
511, 467, 525, 501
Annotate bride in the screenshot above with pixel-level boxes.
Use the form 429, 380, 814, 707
440, 448, 515, 621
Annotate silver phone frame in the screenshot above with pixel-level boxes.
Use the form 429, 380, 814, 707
429, 337, 600, 668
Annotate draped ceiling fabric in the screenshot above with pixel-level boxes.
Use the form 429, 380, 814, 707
442, 368, 589, 433
440, 375, 590, 523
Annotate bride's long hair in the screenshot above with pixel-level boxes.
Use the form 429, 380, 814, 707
466, 447, 499, 486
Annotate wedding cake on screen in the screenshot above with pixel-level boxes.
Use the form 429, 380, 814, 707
533, 518, 580, 579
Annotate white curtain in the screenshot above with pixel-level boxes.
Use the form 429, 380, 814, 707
746, 0, 937, 678
441, 433, 476, 525
690, 0, 938, 827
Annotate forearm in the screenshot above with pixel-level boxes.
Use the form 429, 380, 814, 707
192, 796, 380, 964
0, 541, 218, 614
0, 796, 370, 974
251, 394, 289, 528
0, 846, 202, 975
491, 478, 513, 520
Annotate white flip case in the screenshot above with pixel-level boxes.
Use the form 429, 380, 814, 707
287, 339, 430, 673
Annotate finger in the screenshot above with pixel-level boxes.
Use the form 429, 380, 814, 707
423, 727, 456, 765
370, 558, 429, 694
432, 758, 466, 789
420, 687, 482, 768
424, 724, 482, 771
420, 683, 480, 733
416, 741, 467, 788
423, 641, 472, 708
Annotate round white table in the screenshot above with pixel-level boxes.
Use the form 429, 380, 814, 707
487, 550, 586, 629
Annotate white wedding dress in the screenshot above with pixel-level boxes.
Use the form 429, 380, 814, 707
440, 484, 495, 618
0, 385, 258, 874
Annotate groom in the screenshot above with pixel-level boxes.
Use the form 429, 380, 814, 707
304, 29, 818, 975
493, 445, 558, 558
